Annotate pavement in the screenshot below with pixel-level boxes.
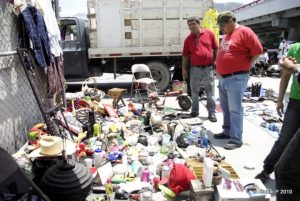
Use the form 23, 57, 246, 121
68, 74, 292, 201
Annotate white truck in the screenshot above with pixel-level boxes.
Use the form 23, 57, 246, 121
60, 0, 212, 91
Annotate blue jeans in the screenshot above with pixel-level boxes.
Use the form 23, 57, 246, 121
190, 66, 215, 114
264, 99, 300, 174
275, 127, 300, 201
218, 73, 249, 143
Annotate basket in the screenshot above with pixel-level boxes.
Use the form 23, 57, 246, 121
81, 77, 105, 101
187, 159, 239, 179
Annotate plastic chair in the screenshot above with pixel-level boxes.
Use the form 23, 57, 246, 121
131, 64, 158, 101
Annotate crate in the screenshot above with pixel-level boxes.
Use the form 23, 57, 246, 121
190, 180, 214, 201
187, 159, 239, 179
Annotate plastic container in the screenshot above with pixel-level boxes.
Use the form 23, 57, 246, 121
105, 178, 113, 196
162, 134, 171, 145
202, 157, 214, 187
191, 129, 199, 144
141, 168, 151, 182
93, 148, 102, 168
201, 128, 209, 148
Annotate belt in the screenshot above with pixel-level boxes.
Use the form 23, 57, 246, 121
194, 64, 213, 68
220, 71, 249, 78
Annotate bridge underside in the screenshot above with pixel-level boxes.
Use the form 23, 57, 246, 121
234, 1, 300, 45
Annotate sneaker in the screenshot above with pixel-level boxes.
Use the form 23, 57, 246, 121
224, 141, 243, 150
213, 132, 230, 139
255, 170, 270, 183
190, 112, 199, 117
208, 113, 217, 122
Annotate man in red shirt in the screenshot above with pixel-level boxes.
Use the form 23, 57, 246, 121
182, 16, 218, 122
214, 11, 263, 150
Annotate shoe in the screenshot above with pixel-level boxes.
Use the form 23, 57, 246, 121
213, 132, 230, 139
224, 141, 243, 150
208, 113, 217, 122
255, 170, 270, 183
190, 112, 199, 117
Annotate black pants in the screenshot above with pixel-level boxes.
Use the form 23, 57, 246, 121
275, 127, 300, 201
263, 99, 300, 173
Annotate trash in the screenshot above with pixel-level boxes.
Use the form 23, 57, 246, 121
243, 164, 255, 170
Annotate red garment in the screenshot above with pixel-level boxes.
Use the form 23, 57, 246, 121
182, 29, 218, 66
168, 163, 196, 195
216, 25, 263, 75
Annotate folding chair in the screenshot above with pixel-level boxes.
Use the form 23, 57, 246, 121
131, 64, 158, 101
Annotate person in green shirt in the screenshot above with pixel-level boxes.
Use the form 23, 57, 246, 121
255, 43, 300, 186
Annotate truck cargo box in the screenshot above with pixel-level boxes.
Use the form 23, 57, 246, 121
87, 0, 212, 58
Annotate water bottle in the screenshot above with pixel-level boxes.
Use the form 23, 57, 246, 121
94, 148, 102, 168
201, 128, 209, 148
191, 129, 199, 144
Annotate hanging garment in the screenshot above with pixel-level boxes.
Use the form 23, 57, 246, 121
36, 0, 62, 56
202, 8, 219, 44
47, 56, 65, 97
20, 5, 52, 68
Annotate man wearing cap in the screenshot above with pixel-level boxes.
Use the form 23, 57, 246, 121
182, 16, 218, 122
214, 11, 263, 150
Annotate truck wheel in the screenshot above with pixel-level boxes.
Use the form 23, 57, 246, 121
147, 61, 170, 92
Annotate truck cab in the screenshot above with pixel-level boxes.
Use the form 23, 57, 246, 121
60, 17, 90, 78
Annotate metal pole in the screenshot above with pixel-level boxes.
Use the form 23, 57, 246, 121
52, 0, 60, 19
0, 51, 17, 57
114, 58, 117, 79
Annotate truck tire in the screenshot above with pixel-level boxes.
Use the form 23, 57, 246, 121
147, 61, 170, 92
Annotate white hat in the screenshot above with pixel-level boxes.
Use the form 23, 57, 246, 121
40, 136, 62, 156
29, 136, 76, 158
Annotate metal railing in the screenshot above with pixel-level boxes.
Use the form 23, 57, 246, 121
232, 0, 265, 12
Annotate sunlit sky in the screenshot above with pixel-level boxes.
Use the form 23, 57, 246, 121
59, 0, 255, 17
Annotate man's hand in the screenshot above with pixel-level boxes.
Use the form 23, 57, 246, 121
182, 68, 188, 79
279, 57, 297, 74
276, 101, 284, 117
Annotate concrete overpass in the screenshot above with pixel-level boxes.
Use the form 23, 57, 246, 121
232, 0, 300, 43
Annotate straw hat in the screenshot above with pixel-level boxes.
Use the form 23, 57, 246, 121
40, 136, 62, 156
29, 136, 76, 158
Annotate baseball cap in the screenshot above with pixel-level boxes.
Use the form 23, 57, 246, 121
217, 11, 235, 26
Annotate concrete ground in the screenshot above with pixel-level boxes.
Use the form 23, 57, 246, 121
68, 74, 292, 200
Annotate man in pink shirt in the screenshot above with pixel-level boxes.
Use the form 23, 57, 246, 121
214, 11, 263, 150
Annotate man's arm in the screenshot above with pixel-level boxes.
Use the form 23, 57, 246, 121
279, 57, 298, 74
213, 48, 218, 61
182, 56, 189, 79
250, 55, 260, 65
277, 70, 291, 116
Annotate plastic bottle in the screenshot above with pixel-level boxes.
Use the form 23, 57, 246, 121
201, 128, 209, 148
105, 178, 113, 196
191, 129, 199, 144
93, 148, 102, 168
122, 151, 128, 165
202, 157, 214, 187
141, 168, 150, 182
